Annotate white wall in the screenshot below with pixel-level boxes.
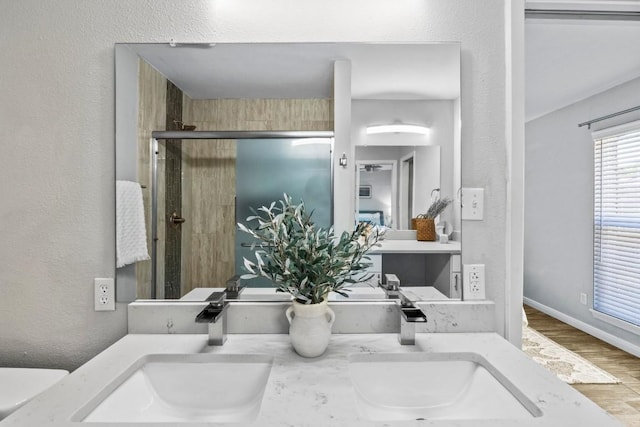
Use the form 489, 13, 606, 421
413, 146, 443, 222
0, 0, 514, 370
525, 76, 640, 352
453, 97, 462, 237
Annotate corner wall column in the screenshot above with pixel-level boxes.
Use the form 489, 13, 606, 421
333, 60, 354, 235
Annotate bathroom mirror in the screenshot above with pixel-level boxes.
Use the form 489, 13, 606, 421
115, 42, 461, 302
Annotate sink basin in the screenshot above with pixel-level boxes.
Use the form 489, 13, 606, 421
77, 353, 273, 423
348, 352, 542, 421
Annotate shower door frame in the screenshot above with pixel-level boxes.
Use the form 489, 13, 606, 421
149, 130, 335, 298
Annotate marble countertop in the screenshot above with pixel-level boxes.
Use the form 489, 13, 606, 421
180, 287, 389, 302
372, 240, 461, 254
4, 333, 622, 426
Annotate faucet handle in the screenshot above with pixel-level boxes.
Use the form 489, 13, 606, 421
205, 291, 226, 304
384, 274, 401, 291
224, 276, 245, 299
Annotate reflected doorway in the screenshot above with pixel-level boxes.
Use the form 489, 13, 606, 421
400, 153, 415, 230
355, 160, 397, 228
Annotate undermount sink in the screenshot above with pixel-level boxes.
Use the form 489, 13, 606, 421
76, 353, 273, 423
348, 352, 542, 421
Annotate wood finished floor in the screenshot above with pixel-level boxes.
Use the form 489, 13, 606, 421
524, 305, 640, 427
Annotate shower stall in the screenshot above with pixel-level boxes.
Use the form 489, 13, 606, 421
148, 131, 334, 299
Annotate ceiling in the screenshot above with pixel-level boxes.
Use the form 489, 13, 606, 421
127, 16, 640, 123
525, 15, 640, 121
126, 42, 460, 101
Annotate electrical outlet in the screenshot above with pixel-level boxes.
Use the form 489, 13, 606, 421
463, 264, 485, 300
94, 278, 115, 311
580, 293, 587, 305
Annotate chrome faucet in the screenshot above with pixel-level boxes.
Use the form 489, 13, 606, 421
398, 294, 428, 345
194, 279, 246, 346
381, 274, 428, 344
195, 292, 229, 346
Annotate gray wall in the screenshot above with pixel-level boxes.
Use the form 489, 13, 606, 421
0, 0, 517, 371
525, 75, 640, 352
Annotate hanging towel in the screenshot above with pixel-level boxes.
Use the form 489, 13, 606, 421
116, 180, 150, 268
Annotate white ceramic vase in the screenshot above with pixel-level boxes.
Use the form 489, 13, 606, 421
285, 299, 335, 358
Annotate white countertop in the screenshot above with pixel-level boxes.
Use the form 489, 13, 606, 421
372, 240, 461, 254
4, 333, 622, 426
402, 286, 449, 301
181, 287, 388, 302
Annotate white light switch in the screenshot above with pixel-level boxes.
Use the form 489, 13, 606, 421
461, 188, 484, 220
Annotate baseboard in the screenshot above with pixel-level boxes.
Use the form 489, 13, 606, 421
524, 297, 640, 358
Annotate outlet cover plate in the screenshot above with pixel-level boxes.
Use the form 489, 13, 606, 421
94, 278, 115, 311
580, 293, 587, 305
461, 188, 484, 220
463, 264, 486, 300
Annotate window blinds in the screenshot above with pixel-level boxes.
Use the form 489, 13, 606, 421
593, 120, 640, 328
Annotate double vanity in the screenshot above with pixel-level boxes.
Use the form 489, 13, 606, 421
37, 40, 617, 426
4, 300, 623, 426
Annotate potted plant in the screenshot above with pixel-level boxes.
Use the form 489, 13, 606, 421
238, 194, 382, 357
414, 197, 452, 241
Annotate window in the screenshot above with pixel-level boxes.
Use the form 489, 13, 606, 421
593, 120, 640, 328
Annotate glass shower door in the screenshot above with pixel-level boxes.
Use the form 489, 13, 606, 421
151, 136, 332, 298
235, 138, 333, 286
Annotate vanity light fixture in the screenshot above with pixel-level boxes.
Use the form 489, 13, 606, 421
365, 124, 430, 135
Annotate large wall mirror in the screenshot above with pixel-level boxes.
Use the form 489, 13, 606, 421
115, 42, 461, 302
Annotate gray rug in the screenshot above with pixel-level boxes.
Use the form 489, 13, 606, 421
522, 327, 620, 384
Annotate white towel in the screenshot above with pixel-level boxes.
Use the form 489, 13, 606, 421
116, 180, 150, 268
